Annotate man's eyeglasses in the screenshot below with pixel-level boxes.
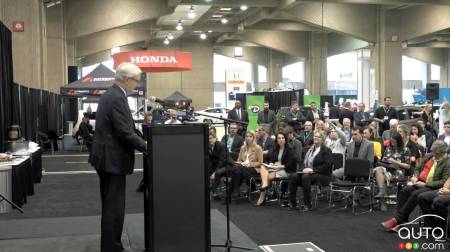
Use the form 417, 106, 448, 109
128, 77, 140, 83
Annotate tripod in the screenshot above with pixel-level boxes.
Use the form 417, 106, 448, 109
0, 193, 24, 213
197, 113, 254, 252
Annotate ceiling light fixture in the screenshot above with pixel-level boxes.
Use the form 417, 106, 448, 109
211, 14, 223, 18
220, 8, 232, 11
176, 20, 183, 31
164, 37, 170, 45
208, 30, 213, 33
221, 18, 228, 24
240, 5, 248, 11
188, 5, 196, 19
205, 0, 212, 2
200, 33, 207, 40
167, 32, 174, 40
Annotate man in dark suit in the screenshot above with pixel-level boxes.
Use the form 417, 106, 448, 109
353, 102, 371, 127
208, 133, 227, 176
305, 101, 324, 123
256, 126, 275, 158
228, 101, 249, 135
257, 101, 276, 134
89, 63, 146, 252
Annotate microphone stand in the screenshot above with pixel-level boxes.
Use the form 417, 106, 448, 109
193, 112, 254, 252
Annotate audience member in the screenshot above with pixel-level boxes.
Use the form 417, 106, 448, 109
418, 177, 450, 229
374, 97, 398, 137
341, 118, 352, 142
257, 101, 277, 134
438, 120, 450, 146
339, 101, 354, 126
229, 131, 263, 200
164, 109, 182, 124
256, 126, 275, 157
417, 119, 434, 149
382, 140, 450, 232
381, 119, 399, 146
421, 104, 434, 133
256, 132, 296, 206
305, 101, 324, 123
333, 127, 374, 179
221, 122, 244, 161
354, 103, 371, 127
288, 132, 332, 211
284, 126, 303, 170
363, 127, 382, 162
298, 121, 314, 157
228, 100, 249, 135
285, 100, 306, 133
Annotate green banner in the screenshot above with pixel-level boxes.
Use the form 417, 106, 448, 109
246, 95, 265, 131
303, 95, 321, 106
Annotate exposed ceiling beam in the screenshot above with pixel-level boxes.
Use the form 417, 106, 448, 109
215, 40, 262, 47
180, 0, 279, 7
283, 0, 450, 5
406, 41, 450, 48
248, 20, 321, 32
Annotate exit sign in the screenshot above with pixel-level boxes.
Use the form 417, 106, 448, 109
12, 21, 24, 32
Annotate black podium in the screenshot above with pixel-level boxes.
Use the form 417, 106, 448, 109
144, 124, 210, 252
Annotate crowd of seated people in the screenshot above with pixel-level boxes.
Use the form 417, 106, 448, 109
205, 97, 450, 236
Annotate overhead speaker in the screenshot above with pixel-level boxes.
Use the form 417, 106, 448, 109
426, 83, 439, 101
68, 66, 79, 83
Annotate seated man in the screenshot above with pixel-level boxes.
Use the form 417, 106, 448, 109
382, 140, 450, 232
332, 127, 374, 179
164, 109, 182, 124
288, 131, 333, 211
285, 100, 306, 134
298, 121, 314, 158
221, 122, 244, 161
285, 126, 303, 170
418, 177, 450, 229
256, 126, 275, 159
341, 118, 352, 142
381, 119, 398, 146
438, 120, 450, 147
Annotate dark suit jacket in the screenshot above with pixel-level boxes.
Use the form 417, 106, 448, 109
353, 111, 371, 127
89, 84, 146, 175
257, 110, 276, 125
267, 146, 297, 173
79, 122, 93, 144
209, 141, 227, 172
228, 108, 249, 123
221, 134, 244, 161
309, 145, 333, 175
298, 130, 314, 155
305, 109, 324, 123
285, 109, 306, 131
257, 136, 275, 152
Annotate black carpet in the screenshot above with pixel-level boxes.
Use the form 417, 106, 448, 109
0, 154, 448, 252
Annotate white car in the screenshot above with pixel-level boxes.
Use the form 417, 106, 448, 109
195, 107, 229, 124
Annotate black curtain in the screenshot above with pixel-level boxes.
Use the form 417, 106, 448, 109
29, 88, 41, 141
20, 86, 30, 140
236, 89, 303, 112
0, 22, 13, 151
11, 83, 20, 126
40, 90, 49, 134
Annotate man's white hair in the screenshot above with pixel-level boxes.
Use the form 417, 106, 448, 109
115, 62, 142, 81
389, 119, 399, 126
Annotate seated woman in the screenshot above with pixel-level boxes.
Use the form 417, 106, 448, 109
373, 132, 411, 199
229, 131, 263, 200
255, 132, 296, 206
288, 131, 333, 211
363, 126, 382, 163
410, 123, 426, 150
382, 140, 450, 232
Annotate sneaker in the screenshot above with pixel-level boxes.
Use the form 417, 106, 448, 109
381, 217, 398, 231
390, 225, 400, 232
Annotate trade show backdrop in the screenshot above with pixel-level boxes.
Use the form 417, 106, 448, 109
246, 95, 265, 131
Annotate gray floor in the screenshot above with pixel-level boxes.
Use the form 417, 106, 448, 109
0, 210, 258, 252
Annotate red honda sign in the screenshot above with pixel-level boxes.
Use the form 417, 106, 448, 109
113, 50, 192, 72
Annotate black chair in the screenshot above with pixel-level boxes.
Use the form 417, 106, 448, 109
37, 131, 54, 155
331, 153, 344, 171
328, 158, 373, 215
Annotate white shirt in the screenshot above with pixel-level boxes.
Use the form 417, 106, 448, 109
444, 135, 450, 146
117, 84, 127, 97
164, 119, 182, 125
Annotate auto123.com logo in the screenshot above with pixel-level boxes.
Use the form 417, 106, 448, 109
396, 214, 447, 251
248, 104, 260, 114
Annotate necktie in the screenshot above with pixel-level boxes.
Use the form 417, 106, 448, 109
238, 109, 241, 120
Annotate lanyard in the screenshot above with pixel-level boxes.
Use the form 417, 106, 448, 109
384, 106, 390, 114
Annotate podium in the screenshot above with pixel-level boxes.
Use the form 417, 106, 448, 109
144, 124, 210, 252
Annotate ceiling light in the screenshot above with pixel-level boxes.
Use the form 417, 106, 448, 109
221, 18, 228, 24
220, 8, 232, 11
164, 37, 170, 45
167, 32, 174, 40
176, 20, 183, 31
208, 30, 213, 33
188, 6, 196, 19
205, 0, 212, 2
200, 33, 207, 40
212, 14, 223, 18
240, 5, 248, 11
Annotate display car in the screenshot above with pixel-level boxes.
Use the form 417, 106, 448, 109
194, 107, 229, 124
